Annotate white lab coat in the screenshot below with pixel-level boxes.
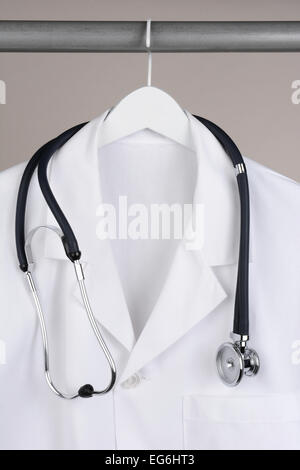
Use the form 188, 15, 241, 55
1, 111, 300, 450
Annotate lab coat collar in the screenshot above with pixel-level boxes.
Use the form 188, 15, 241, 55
39, 109, 251, 381
187, 111, 248, 266
42, 110, 250, 265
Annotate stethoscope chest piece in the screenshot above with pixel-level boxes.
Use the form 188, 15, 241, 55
216, 336, 260, 387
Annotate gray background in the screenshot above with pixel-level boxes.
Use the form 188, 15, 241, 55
0, 0, 300, 179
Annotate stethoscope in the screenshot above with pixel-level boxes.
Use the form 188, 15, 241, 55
15, 114, 260, 399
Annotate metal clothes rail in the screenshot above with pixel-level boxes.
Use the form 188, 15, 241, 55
1, 21, 300, 52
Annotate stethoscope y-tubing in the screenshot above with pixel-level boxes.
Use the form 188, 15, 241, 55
15, 122, 87, 272
15, 115, 250, 339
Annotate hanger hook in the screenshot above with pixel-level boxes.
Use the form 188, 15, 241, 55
146, 19, 152, 86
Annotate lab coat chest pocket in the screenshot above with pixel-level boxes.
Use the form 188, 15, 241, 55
183, 393, 300, 450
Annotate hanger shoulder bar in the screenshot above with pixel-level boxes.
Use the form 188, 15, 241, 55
1, 21, 300, 53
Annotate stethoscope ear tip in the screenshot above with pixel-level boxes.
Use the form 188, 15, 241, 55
78, 384, 95, 398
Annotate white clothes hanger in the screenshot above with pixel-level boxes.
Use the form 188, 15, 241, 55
98, 19, 194, 150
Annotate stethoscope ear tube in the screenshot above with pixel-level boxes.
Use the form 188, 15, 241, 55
24, 233, 116, 399
16, 144, 48, 272
15, 122, 88, 272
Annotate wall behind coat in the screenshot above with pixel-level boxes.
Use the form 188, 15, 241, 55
1, 0, 300, 180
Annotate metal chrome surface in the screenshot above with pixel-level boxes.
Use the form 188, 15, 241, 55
244, 348, 260, 377
2, 21, 300, 52
235, 163, 246, 175
217, 337, 260, 386
216, 342, 244, 387
25, 226, 116, 399
73, 260, 117, 395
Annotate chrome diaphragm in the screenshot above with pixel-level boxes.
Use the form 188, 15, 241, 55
216, 334, 260, 386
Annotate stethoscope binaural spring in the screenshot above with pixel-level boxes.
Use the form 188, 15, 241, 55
15, 115, 260, 399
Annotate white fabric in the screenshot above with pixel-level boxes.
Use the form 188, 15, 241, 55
0, 111, 300, 450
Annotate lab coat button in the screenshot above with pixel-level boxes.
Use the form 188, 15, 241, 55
121, 373, 142, 389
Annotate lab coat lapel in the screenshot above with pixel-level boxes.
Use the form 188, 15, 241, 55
188, 112, 246, 267
119, 113, 247, 381
119, 244, 227, 382
72, 254, 135, 352
43, 111, 135, 352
